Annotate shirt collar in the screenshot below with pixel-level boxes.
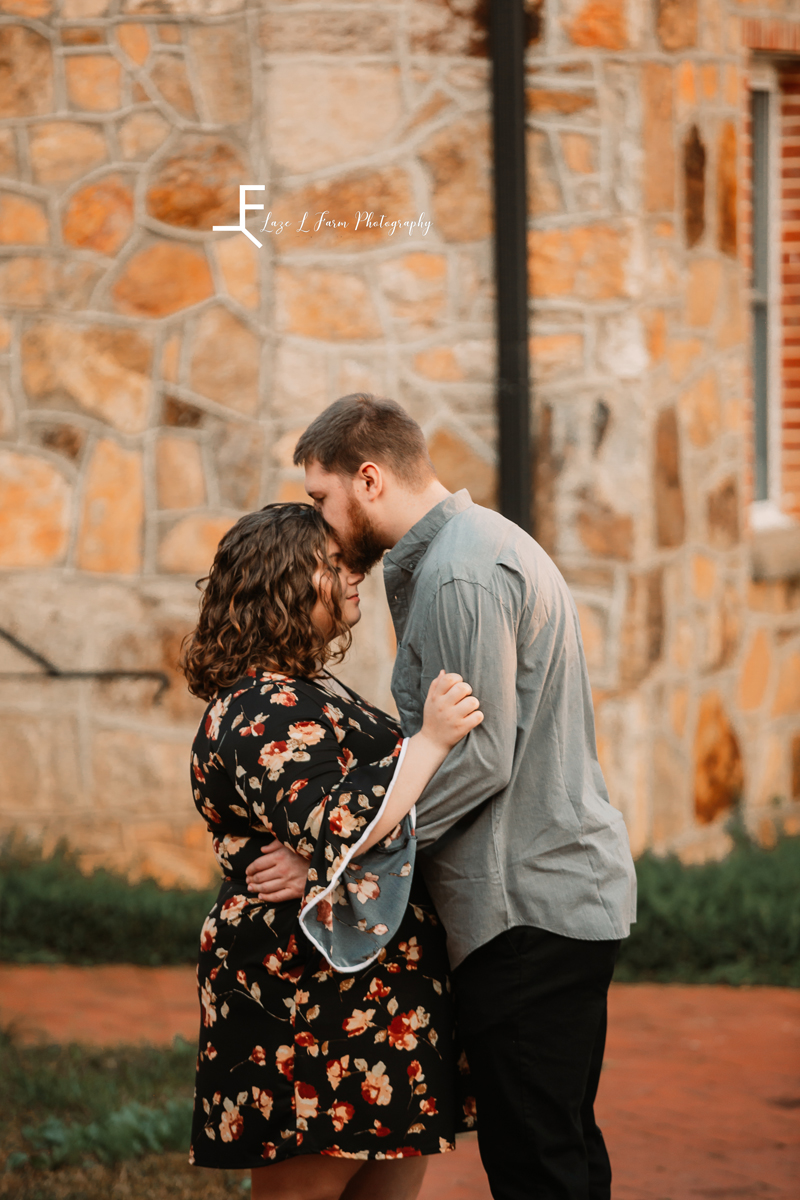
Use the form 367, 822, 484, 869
384, 489, 473, 575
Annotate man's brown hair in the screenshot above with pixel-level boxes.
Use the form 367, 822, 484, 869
293, 393, 435, 488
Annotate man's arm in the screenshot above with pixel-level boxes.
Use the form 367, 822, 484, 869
412, 575, 519, 850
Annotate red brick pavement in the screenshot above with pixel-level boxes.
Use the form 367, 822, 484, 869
1, 967, 797, 1199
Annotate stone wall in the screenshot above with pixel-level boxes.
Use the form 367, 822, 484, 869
0, 0, 799, 885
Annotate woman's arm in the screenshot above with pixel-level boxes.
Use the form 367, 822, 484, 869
246, 671, 483, 897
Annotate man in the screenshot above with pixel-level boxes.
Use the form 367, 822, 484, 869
246, 394, 636, 1200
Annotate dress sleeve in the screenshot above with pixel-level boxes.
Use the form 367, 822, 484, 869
218, 699, 416, 974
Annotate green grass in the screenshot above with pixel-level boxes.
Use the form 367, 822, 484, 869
0, 1031, 250, 1195
0, 839, 216, 966
1, 831, 799, 984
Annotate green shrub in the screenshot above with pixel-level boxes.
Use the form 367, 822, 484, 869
0, 839, 216, 966
615, 834, 800, 986
1, 833, 798, 984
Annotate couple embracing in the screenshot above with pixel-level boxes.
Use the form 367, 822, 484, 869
181, 395, 636, 1200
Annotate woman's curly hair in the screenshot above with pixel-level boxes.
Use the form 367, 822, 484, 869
181, 503, 351, 701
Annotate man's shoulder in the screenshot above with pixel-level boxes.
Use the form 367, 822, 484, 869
425, 504, 555, 589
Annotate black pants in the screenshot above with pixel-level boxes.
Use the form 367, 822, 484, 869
452, 926, 619, 1200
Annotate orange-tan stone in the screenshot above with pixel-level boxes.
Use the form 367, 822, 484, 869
0, 192, 48, 245
567, 0, 627, 50
65, 54, 122, 112
0, 449, 71, 567
188, 23, 252, 125
112, 243, 214, 318
378, 253, 448, 328
146, 135, 245, 231
77, 439, 143, 574
427, 427, 496, 510
414, 347, 463, 382
685, 258, 722, 327
529, 224, 629, 301
117, 111, 170, 161
738, 629, 771, 712
116, 22, 150, 66
274, 168, 415, 252
526, 89, 594, 115
62, 174, 134, 255
215, 238, 259, 311
158, 514, 234, 575
155, 436, 206, 510
693, 691, 744, 824
189, 306, 260, 416
29, 121, 107, 184
561, 132, 596, 175
577, 495, 634, 560
643, 64, 675, 213
692, 554, 716, 601
527, 130, 563, 216
276, 267, 382, 341
530, 333, 583, 383
419, 118, 491, 243
771, 653, 800, 717
161, 335, 181, 385
22, 321, 153, 435
0, 257, 100, 310
679, 371, 721, 448
0, 129, 16, 176
148, 55, 197, 119
657, 0, 698, 50
0, 25, 53, 118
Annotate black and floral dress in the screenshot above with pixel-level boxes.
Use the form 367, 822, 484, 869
188, 669, 475, 1169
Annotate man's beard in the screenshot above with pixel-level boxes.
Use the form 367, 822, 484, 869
337, 495, 387, 575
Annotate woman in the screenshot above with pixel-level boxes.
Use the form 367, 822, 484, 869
181, 503, 482, 1200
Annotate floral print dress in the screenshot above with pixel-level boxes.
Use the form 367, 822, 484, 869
189, 670, 475, 1169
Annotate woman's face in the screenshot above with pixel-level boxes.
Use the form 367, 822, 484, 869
311, 539, 365, 638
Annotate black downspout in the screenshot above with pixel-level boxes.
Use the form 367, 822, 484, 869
490, 0, 531, 534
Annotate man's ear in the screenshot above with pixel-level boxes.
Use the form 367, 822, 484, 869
357, 461, 384, 499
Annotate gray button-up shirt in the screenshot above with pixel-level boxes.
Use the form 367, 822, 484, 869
383, 490, 637, 970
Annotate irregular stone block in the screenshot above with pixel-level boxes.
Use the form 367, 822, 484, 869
22, 320, 153, 433
0, 192, 48, 244
527, 130, 563, 216
77, 439, 144, 574
652, 737, 689, 845
620, 568, 663, 686
34, 423, 86, 462
707, 477, 739, 548
0, 128, 17, 175
408, 0, 488, 56
65, 53, 123, 112
561, 132, 596, 175
643, 63, 674, 213
156, 434, 206, 510
526, 89, 595, 115
189, 22, 251, 123
717, 121, 737, 257
530, 333, 583, 383
118, 110, 170, 160
0, 25, 53, 118
693, 691, 743, 824
427, 427, 496, 510
146, 134, 245, 230
276, 266, 382, 341
149, 53, 197, 119
116, 22, 150, 65
567, 0, 627, 50
213, 422, 263, 510
268, 64, 402, 173
378, 253, 447, 328
657, 0, 698, 50
679, 371, 720, 448
576, 601, 607, 672
685, 257, 722, 326
215, 237, 259, 311
0, 449, 71, 567
683, 124, 705, 248
275, 167, 415, 252
737, 629, 770, 712
576, 493, 634, 560
112, 242, 214, 317
263, 8, 394, 53
29, 121, 107, 184
0, 256, 100, 309
419, 117, 491, 242
654, 407, 685, 547
0, 714, 81, 816
158, 514, 235, 575
62, 173, 134, 255
189, 306, 260, 415
528, 224, 630, 300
